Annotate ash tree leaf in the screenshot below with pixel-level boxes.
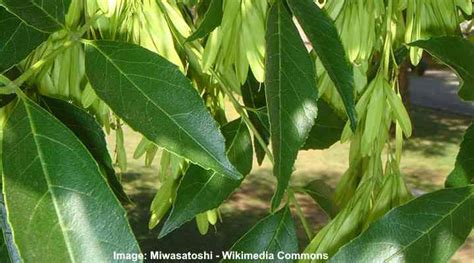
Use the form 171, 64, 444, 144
446, 123, 474, 187
287, 0, 356, 130
187, 0, 223, 42
223, 206, 298, 263
241, 72, 269, 165
159, 118, 252, 238
409, 37, 474, 101
303, 100, 345, 150
265, 0, 319, 211
0, 0, 71, 33
2, 97, 140, 262
0, 7, 49, 72
330, 186, 474, 263
301, 179, 339, 218
84, 40, 241, 180
40, 96, 131, 203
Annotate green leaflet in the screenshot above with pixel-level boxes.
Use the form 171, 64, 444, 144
409, 37, 474, 101
2, 97, 140, 262
187, 0, 223, 42
0, 7, 48, 72
241, 72, 269, 165
265, 0, 318, 211
301, 179, 339, 218
287, 0, 356, 130
446, 123, 474, 187
303, 100, 345, 150
330, 186, 474, 262
159, 118, 252, 237
223, 206, 298, 263
40, 96, 131, 203
0, 0, 70, 33
84, 40, 241, 180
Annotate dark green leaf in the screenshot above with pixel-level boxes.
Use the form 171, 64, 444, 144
330, 186, 474, 262
0, 0, 70, 33
0, 7, 48, 72
287, 0, 356, 130
84, 40, 241, 180
0, 68, 22, 107
2, 97, 140, 262
40, 96, 131, 203
223, 206, 298, 263
187, 0, 223, 42
409, 37, 474, 101
265, 0, 318, 211
303, 100, 345, 150
241, 72, 269, 165
301, 179, 339, 218
159, 118, 252, 237
446, 123, 474, 187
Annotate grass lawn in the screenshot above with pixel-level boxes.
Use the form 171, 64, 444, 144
108, 105, 472, 262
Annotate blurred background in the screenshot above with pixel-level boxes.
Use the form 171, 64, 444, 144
106, 54, 474, 262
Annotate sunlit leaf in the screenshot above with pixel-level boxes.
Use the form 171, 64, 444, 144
287, 0, 356, 130
84, 40, 241, 180
265, 0, 318, 211
2, 97, 140, 262
331, 186, 474, 262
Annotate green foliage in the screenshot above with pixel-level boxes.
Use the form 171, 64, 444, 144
0, 0, 472, 261
287, 0, 356, 129
0, 7, 48, 72
187, 0, 223, 42
223, 206, 298, 263
40, 96, 130, 203
303, 100, 346, 150
265, 0, 318, 211
446, 123, 474, 187
159, 118, 252, 237
0, 0, 71, 32
84, 40, 241, 180
331, 186, 474, 262
2, 96, 139, 262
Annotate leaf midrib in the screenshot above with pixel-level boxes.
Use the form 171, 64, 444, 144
383, 190, 473, 262
23, 101, 76, 263
164, 121, 245, 234
88, 42, 236, 178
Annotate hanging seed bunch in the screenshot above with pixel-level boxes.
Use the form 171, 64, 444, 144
405, 0, 472, 65
334, 0, 385, 63
202, 0, 267, 90
304, 0, 417, 258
